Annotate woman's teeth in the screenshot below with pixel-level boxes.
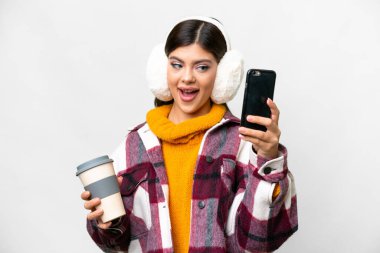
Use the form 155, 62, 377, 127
183, 90, 197, 94
179, 88, 199, 102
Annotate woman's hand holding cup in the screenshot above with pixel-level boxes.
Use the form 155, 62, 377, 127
81, 190, 112, 229
80, 175, 124, 230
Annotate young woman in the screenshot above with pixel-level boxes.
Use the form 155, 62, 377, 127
81, 16, 298, 253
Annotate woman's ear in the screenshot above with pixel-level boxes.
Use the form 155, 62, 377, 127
146, 43, 173, 101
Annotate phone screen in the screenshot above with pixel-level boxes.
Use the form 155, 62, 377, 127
241, 69, 276, 131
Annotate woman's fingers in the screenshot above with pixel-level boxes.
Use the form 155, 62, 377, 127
241, 116, 280, 137
87, 207, 103, 221
239, 126, 267, 141
87, 207, 112, 229
239, 133, 261, 146
239, 127, 279, 146
267, 98, 280, 125
81, 190, 112, 229
246, 115, 272, 128
245, 114, 280, 135
81, 191, 91, 200
84, 197, 101, 210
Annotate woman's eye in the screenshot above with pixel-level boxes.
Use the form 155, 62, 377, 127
171, 63, 182, 69
197, 65, 209, 72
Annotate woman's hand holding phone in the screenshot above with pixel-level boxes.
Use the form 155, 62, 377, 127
239, 98, 281, 159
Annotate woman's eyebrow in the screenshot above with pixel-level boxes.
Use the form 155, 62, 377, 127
168, 56, 213, 64
168, 56, 184, 63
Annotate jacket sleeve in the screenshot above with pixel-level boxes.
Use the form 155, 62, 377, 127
86, 215, 131, 252
226, 142, 298, 252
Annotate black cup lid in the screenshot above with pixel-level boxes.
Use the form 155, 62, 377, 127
76, 155, 114, 176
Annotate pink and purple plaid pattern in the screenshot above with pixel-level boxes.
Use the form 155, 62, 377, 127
87, 110, 298, 252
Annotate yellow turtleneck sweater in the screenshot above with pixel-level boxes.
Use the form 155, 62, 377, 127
146, 103, 227, 253
146, 104, 280, 252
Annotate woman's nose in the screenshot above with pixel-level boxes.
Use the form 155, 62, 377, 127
181, 68, 195, 84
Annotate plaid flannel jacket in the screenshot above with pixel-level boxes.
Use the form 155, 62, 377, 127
87, 110, 298, 252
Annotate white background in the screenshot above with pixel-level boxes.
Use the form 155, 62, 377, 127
1, 0, 379, 252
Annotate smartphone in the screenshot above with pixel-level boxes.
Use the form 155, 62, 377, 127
240, 69, 276, 132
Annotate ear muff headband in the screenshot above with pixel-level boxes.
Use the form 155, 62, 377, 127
146, 16, 244, 104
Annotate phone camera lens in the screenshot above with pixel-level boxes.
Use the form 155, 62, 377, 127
253, 71, 261, 76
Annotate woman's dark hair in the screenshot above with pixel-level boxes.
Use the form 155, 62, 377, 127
154, 19, 228, 107
165, 19, 227, 62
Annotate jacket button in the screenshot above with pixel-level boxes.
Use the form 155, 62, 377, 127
198, 201, 206, 209
263, 167, 272, 175
206, 156, 213, 163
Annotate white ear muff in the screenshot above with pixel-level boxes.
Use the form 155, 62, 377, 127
146, 43, 172, 101
212, 49, 244, 104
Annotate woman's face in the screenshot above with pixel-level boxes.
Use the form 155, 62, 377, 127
167, 43, 218, 123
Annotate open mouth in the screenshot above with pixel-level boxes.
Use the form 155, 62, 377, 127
178, 88, 199, 102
